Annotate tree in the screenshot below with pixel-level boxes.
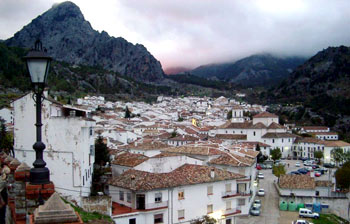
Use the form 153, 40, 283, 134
335, 161, 350, 190
344, 151, 350, 163
272, 164, 286, 179
314, 151, 323, 164
124, 106, 131, 118
191, 215, 217, 224
0, 118, 13, 155
227, 110, 232, 120
94, 135, 110, 166
270, 148, 282, 162
256, 144, 266, 163
331, 147, 344, 166
171, 131, 177, 138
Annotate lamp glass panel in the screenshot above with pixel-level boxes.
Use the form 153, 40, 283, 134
27, 59, 48, 83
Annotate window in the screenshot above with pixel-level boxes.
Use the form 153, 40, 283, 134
127, 193, 131, 203
238, 198, 245, 206
178, 190, 184, 200
119, 191, 124, 201
226, 219, 232, 224
282, 139, 284, 143
207, 204, 213, 214
178, 209, 185, 219
155, 193, 162, 203
225, 183, 231, 192
89, 127, 93, 136
226, 201, 231, 210
90, 145, 95, 156
253, 131, 256, 136
154, 214, 163, 224
272, 139, 275, 143
207, 186, 213, 195
129, 218, 136, 224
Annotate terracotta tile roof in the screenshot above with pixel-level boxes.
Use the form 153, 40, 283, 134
236, 149, 260, 158
279, 175, 315, 189
162, 145, 223, 156
251, 122, 267, 129
253, 112, 278, 118
267, 122, 285, 129
168, 135, 199, 141
109, 164, 245, 191
219, 121, 252, 129
315, 180, 333, 187
151, 152, 182, 158
214, 134, 247, 140
261, 132, 297, 138
312, 132, 338, 136
294, 137, 325, 144
119, 140, 170, 151
323, 140, 350, 147
208, 153, 254, 167
111, 152, 148, 167
302, 126, 329, 130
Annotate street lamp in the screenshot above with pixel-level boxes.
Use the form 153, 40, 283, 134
23, 39, 51, 185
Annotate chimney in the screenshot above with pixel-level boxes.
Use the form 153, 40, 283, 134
210, 167, 215, 178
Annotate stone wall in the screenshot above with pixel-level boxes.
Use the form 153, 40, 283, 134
0, 152, 55, 224
81, 196, 112, 216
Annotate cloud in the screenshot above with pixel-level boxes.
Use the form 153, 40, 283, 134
1, 0, 350, 69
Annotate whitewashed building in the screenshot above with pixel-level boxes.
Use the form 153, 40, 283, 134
0, 106, 14, 125
109, 164, 248, 224
13, 92, 95, 204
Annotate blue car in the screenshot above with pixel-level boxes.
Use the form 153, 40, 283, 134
290, 171, 301, 175
298, 168, 309, 174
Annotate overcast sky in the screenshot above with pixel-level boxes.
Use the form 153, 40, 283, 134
1, 0, 350, 70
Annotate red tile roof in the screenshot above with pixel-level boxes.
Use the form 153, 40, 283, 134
253, 112, 278, 118
111, 152, 148, 167
109, 164, 245, 191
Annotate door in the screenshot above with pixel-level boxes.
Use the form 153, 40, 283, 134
136, 194, 145, 210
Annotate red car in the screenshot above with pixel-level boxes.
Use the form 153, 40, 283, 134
314, 172, 321, 177
256, 164, 262, 170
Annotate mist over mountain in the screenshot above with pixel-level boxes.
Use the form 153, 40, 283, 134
5, 1, 164, 82
190, 54, 306, 86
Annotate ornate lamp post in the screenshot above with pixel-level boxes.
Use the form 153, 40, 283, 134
23, 40, 51, 185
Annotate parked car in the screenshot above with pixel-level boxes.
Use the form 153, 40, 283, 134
323, 163, 335, 168
311, 165, 319, 169
314, 171, 321, 177
295, 162, 301, 167
258, 189, 265, 196
298, 168, 309, 175
250, 204, 260, 216
256, 164, 262, 170
265, 164, 272, 169
253, 199, 261, 209
292, 220, 313, 224
258, 173, 264, 179
299, 208, 319, 219
260, 164, 267, 169
314, 167, 327, 175
290, 171, 301, 175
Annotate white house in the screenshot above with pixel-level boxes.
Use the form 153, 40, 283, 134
313, 132, 338, 141
109, 164, 248, 224
13, 92, 95, 204
0, 107, 14, 125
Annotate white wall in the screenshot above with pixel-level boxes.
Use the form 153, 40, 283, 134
0, 107, 13, 124
14, 93, 95, 204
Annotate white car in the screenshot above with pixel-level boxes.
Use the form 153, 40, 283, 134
292, 220, 313, 224
253, 199, 261, 209
258, 173, 264, 179
299, 208, 319, 219
295, 162, 300, 167
257, 189, 265, 196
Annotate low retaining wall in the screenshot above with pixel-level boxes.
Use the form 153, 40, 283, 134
82, 196, 112, 216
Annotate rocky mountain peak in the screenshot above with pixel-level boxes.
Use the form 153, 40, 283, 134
6, 1, 164, 82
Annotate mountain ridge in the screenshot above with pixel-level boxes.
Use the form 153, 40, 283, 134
5, 1, 164, 83
190, 54, 306, 86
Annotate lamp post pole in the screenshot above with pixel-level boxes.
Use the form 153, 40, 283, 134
23, 40, 51, 185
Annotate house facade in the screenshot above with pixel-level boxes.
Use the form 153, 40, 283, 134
13, 93, 95, 204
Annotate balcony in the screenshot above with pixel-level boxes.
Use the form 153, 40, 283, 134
223, 206, 242, 216
222, 191, 251, 198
